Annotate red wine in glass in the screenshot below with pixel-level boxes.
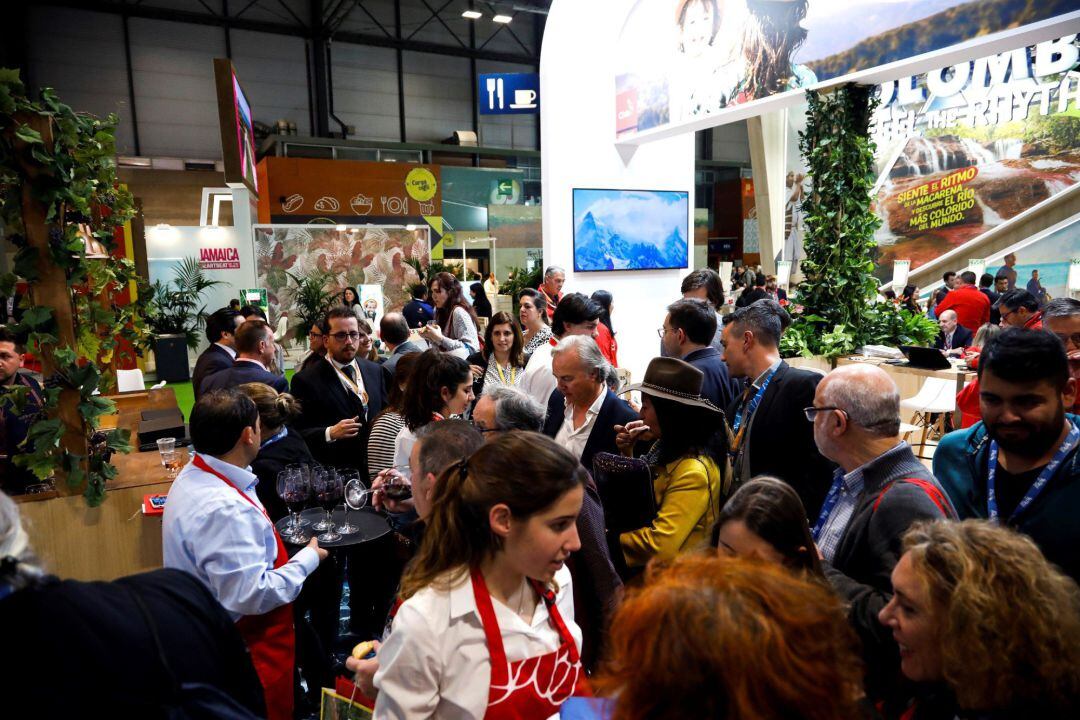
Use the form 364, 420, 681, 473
383, 483, 413, 501
282, 490, 308, 516
317, 486, 341, 513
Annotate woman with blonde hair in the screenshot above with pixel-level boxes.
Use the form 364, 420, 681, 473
879, 519, 1080, 719
594, 554, 864, 720
237, 382, 312, 521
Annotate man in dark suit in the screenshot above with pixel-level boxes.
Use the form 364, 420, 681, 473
290, 306, 389, 638
200, 319, 289, 395
721, 303, 835, 517
932, 309, 973, 356
542, 335, 637, 473
661, 298, 737, 410
290, 306, 387, 474
979, 272, 1001, 326
401, 285, 434, 329
380, 312, 423, 377
192, 308, 242, 402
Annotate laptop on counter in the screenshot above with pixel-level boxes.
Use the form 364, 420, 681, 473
899, 345, 952, 370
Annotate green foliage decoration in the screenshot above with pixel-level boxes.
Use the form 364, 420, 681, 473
0, 70, 152, 505
285, 267, 337, 342
782, 85, 937, 359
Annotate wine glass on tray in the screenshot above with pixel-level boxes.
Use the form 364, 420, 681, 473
312, 467, 342, 543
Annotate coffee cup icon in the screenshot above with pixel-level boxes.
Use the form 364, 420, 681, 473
510, 88, 537, 109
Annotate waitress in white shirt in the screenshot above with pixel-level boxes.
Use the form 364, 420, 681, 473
373, 431, 588, 719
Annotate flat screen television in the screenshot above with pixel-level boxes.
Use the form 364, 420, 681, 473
573, 188, 689, 272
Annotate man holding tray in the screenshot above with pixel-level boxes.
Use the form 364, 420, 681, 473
163, 389, 328, 720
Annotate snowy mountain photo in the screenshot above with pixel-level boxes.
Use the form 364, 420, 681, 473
573, 189, 689, 272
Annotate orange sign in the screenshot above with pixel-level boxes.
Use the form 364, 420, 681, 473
256, 157, 442, 223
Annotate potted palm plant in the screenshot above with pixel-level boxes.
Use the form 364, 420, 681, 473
147, 257, 223, 382
285, 267, 336, 343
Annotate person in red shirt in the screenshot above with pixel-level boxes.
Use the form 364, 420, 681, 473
934, 271, 990, 333
996, 289, 1042, 330
538, 266, 566, 321
590, 289, 618, 367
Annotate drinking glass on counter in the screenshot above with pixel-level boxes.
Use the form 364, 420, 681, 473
336, 468, 362, 535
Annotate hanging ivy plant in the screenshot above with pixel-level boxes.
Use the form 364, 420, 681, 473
0, 69, 152, 505
782, 84, 937, 358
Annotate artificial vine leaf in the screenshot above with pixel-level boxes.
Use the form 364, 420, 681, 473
14, 124, 43, 145
20, 305, 55, 330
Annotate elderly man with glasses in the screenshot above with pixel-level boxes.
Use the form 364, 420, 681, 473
806, 363, 956, 705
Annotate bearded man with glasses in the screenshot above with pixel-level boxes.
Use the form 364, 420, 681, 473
290, 305, 388, 475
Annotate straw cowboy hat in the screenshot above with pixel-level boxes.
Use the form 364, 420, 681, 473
620, 357, 723, 414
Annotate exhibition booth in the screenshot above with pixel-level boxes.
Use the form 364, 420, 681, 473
539, 0, 1080, 382
4, 0, 1080, 584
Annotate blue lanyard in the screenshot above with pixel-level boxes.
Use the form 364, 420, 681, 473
733, 366, 779, 433
987, 423, 1079, 523
811, 469, 847, 540
261, 427, 288, 449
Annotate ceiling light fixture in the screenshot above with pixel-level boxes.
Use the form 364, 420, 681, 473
462, 10, 482, 19
492, 14, 513, 23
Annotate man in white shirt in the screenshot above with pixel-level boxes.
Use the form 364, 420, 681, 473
543, 335, 637, 472
519, 293, 604, 406
163, 389, 328, 720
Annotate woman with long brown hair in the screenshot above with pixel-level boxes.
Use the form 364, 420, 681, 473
594, 555, 864, 720
419, 271, 480, 359
880, 520, 1080, 719
373, 432, 589, 718
712, 475, 823, 577
518, 288, 552, 356
467, 311, 526, 397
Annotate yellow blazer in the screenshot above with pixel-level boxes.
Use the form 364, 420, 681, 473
620, 454, 724, 567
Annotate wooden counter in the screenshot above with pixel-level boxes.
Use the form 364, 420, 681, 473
15, 388, 183, 581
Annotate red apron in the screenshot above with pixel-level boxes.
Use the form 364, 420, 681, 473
470, 566, 589, 719
193, 455, 295, 720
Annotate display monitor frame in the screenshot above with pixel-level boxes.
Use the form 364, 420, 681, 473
572, 187, 690, 273
213, 58, 258, 196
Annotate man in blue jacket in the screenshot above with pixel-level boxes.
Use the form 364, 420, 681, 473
661, 297, 738, 410
934, 328, 1079, 583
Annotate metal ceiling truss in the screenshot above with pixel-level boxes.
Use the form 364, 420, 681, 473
36, 0, 540, 65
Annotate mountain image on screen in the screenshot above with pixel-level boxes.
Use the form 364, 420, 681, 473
573, 190, 688, 272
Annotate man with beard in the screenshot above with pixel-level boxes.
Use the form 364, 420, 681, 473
934, 329, 1080, 583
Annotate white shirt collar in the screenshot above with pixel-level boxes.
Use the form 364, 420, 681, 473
563, 384, 606, 419
329, 356, 357, 373
215, 342, 237, 359
752, 358, 783, 388
235, 356, 267, 371
196, 452, 258, 493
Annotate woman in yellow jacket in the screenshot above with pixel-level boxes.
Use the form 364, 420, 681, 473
616, 357, 732, 568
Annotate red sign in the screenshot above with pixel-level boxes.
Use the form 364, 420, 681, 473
200, 247, 240, 270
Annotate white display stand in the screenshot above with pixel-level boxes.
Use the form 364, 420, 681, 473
541, 1, 694, 381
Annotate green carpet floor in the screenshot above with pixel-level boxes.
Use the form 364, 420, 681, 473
149, 369, 295, 421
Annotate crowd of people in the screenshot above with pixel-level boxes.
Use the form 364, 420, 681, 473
2, 261, 1080, 719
